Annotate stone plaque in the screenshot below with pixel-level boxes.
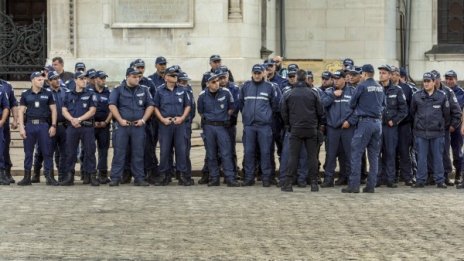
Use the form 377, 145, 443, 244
111, 0, 194, 28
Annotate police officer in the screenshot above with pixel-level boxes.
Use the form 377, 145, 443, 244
376, 65, 408, 187
63, 62, 86, 92
108, 68, 154, 186
393, 66, 415, 185
60, 72, 98, 186
342, 64, 385, 193
0, 85, 10, 185
52, 57, 74, 82
240, 64, 279, 187
411, 72, 450, 188
201, 55, 235, 90
93, 70, 112, 184
149, 56, 168, 87
197, 72, 240, 187
320, 70, 357, 187
153, 66, 192, 186
431, 70, 461, 185
0, 77, 19, 183
320, 71, 333, 91
444, 70, 464, 185
17, 71, 58, 186
281, 70, 324, 192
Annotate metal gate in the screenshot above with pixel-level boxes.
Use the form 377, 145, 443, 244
0, 11, 46, 80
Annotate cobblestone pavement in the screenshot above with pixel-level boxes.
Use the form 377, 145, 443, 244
0, 182, 463, 261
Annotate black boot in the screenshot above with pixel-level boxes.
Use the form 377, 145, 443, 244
44, 170, 59, 186
0, 169, 10, 185
17, 170, 32, 186
198, 172, 209, 185
179, 173, 192, 186
82, 171, 90, 184
153, 172, 167, 186
121, 169, 132, 184
58, 172, 65, 183
281, 178, 293, 192
5, 168, 14, 184
455, 170, 462, 186
31, 168, 41, 183
60, 172, 75, 186
90, 172, 100, 186
98, 170, 110, 184
145, 169, 156, 185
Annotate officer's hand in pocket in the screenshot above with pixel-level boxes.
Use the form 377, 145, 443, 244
49, 126, 56, 137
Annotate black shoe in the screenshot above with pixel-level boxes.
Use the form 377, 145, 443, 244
98, 170, 110, 184
386, 183, 398, 188
121, 170, 132, 184
360, 179, 367, 185
5, 168, 14, 184
445, 179, 454, 186
44, 171, 59, 186
262, 180, 271, 187
310, 183, 319, 192
198, 172, 209, 185
321, 181, 334, 188
208, 179, 220, 186
82, 171, 90, 185
60, 172, 75, 186
413, 183, 425, 188
281, 179, 293, 192
297, 181, 307, 188
109, 180, 120, 186
179, 174, 192, 186
269, 178, 278, 185
226, 180, 241, 187
341, 187, 360, 193
134, 179, 149, 186
241, 180, 255, 186
456, 182, 464, 189
404, 180, 414, 186
153, 173, 167, 186
17, 170, 32, 186
334, 178, 347, 186
437, 183, 447, 189
0, 169, 10, 185
31, 169, 40, 183
362, 187, 375, 193
90, 172, 100, 186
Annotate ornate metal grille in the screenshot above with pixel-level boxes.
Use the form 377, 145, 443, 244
0, 11, 46, 80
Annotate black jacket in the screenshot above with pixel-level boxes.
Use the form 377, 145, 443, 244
410, 89, 450, 138
281, 81, 324, 132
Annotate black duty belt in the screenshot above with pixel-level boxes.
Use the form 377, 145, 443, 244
80, 120, 94, 127
203, 120, 228, 126
26, 119, 48, 125
57, 122, 67, 126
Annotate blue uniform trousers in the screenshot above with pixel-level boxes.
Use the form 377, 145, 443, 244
227, 125, 238, 174
443, 130, 453, 178
95, 126, 110, 171
415, 136, 445, 185
0, 125, 5, 169
110, 123, 145, 181
397, 122, 413, 182
450, 126, 463, 175
349, 118, 382, 189
203, 124, 235, 181
33, 125, 66, 173
324, 126, 354, 182
3, 124, 11, 169
158, 123, 188, 176
279, 130, 308, 183
143, 119, 158, 173
65, 126, 96, 174
378, 125, 398, 184
185, 122, 192, 176
243, 125, 272, 182
23, 123, 52, 171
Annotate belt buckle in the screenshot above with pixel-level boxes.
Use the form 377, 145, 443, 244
32, 119, 40, 124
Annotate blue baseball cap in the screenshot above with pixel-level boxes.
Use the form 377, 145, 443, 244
165, 65, 180, 75
390, 66, 400, 73
331, 70, 346, 79
378, 64, 391, 72
85, 68, 97, 78
126, 67, 142, 76
74, 71, 86, 79
306, 70, 313, 78
75, 62, 86, 70
343, 58, 354, 67
206, 72, 220, 82
95, 70, 108, 78
263, 59, 276, 66
252, 64, 265, 73
132, 59, 145, 68
287, 64, 299, 71
178, 72, 191, 81
214, 68, 227, 77
30, 71, 45, 80
362, 64, 375, 73
287, 70, 297, 77
210, 54, 221, 62
155, 56, 167, 65
321, 71, 332, 80
48, 71, 60, 80
445, 70, 457, 78
400, 67, 408, 77
423, 72, 435, 81
430, 70, 441, 79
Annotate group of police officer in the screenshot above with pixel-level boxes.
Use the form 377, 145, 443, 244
0, 55, 463, 193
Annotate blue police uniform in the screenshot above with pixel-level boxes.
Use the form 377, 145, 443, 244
197, 86, 238, 185
93, 86, 111, 178
18, 87, 56, 185
448, 83, 464, 182
0, 90, 10, 185
148, 72, 165, 88
61, 88, 97, 186
0, 79, 18, 182
377, 81, 408, 186
411, 87, 450, 186
153, 83, 191, 185
225, 81, 240, 174
397, 81, 415, 184
321, 84, 357, 186
183, 83, 196, 179
344, 71, 385, 192
109, 81, 154, 184
239, 74, 279, 186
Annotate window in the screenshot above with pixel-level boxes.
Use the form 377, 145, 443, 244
438, 0, 464, 44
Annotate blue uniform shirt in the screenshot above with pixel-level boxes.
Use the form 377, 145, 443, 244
321, 84, 357, 128
0, 79, 18, 123
47, 85, 69, 123
0, 90, 10, 120
182, 84, 196, 123
148, 72, 165, 88
239, 80, 279, 126
198, 87, 234, 122
450, 84, 464, 109
226, 82, 240, 118
109, 82, 155, 121
93, 87, 111, 121
269, 73, 289, 92
20, 88, 55, 120
350, 78, 386, 119
153, 84, 190, 118
63, 88, 96, 118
